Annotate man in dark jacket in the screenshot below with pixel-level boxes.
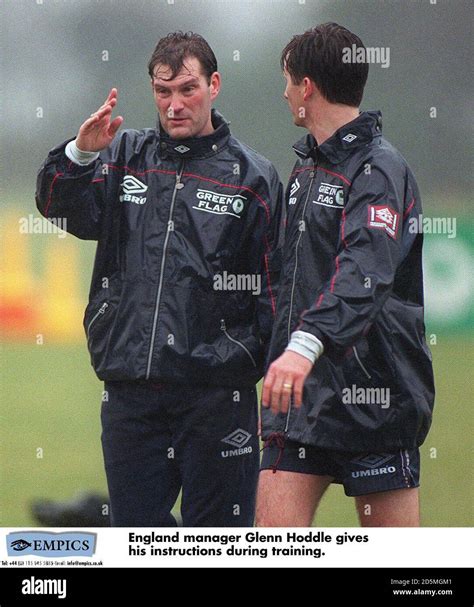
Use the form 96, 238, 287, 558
36, 32, 283, 527
257, 23, 434, 527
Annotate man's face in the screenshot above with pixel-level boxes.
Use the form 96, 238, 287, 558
151, 56, 220, 139
283, 68, 307, 127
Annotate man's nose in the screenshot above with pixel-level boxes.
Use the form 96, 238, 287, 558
169, 95, 185, 115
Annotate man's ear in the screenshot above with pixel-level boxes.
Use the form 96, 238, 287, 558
209, 71, 221, 101
302, 77, 316, 101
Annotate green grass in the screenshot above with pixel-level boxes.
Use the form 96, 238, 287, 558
1, 338, 472, 527
1, 343, 107, 526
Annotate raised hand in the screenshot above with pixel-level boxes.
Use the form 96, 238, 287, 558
75, 88, 124, 152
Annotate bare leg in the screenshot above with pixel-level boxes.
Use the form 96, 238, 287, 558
355, 488, 420, 527
256, 470, 333, 527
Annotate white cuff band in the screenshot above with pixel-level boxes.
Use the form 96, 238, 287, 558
285, 330, 324, 364
65, 140, 100, 166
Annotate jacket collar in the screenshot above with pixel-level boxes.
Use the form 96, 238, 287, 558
293, 110, 383, 165
156, 109, 230, 160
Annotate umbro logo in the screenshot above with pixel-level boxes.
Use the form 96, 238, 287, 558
119, 175, 148, 204
174, 145, 190, 154
222, 428, 251, 448
351, 454, 394, 468
220, 428, 253, 458
289, 177, 300, 205
289, 178, 300, 198
342, 133, 357, 143
121, 175, 148, 194
350, 453, 396, 479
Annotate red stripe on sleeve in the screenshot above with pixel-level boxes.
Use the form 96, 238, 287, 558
44, 172, 64, 217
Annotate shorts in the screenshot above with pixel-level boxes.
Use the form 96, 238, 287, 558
260, 437, 420, 497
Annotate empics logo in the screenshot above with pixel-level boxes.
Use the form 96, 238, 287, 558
11, 539, 32, 551
313, 183, 344, 208
119, 175, 148, 205
193, 189, 246, 218
7, 531, 96, 557
221, 428, 253, 458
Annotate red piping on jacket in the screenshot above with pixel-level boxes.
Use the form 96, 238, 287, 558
317, 208, 347, 308
103, 164, 272, 223
49, 163, 277, 313
291, 165, 352, 186
403, 197, 415, 220
44, 172, 64, 217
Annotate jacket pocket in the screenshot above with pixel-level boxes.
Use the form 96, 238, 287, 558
343, 335, 396, 388
85, 301, 110, 352
352, 345, 372, 379
220, 318, 257, 368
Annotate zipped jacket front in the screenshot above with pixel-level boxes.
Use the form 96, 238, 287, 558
36, 111, 284, 387
261, 111, 435, 451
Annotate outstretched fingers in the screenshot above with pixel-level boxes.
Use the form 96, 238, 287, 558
107, 115, 124, 138
104, 88, 117, 104
87, 89, 118, 125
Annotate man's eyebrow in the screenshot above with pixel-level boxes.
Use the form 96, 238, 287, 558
153, 76, 200, 87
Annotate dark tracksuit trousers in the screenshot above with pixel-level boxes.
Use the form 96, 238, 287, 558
101, 380, 259, 527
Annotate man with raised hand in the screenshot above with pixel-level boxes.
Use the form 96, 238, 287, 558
37, 32, 283, 527
257, 23, 434, 527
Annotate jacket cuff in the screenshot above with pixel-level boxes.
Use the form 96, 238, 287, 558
285, 330, 324, 364
65, 140, 100, 166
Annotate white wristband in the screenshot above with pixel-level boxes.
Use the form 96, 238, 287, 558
65, 140, 100, 166
285, 330, 324, 364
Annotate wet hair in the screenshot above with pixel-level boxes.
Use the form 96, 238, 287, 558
281, 22, 368, 107
148, 31, 217, 83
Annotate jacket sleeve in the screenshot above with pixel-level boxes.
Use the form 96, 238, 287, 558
296, 163, 409, 357
253, 167, 285, 352
35, 137, 119, 240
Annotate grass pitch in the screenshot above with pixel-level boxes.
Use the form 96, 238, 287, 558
1, 337, 472, 527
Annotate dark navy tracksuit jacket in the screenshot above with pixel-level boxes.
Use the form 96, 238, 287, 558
261, 111, 435, 453
36, 110, 284, 526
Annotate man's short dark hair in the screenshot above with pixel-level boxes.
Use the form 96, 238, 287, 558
281, 23, 369, 107
148, 31, 218, 83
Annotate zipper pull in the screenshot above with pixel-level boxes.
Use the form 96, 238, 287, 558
176, 171, 184, 190
220, 319, 226, 331
176, 162, 185, 188
99, 302, 108, 314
